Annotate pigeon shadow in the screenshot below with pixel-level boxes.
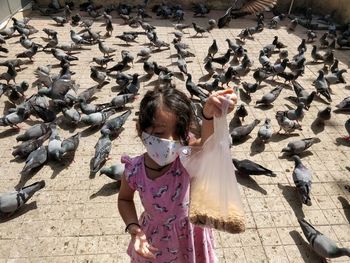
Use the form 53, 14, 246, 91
236, 174, 267, 195
335, 137, 350, 147
254, 104, 274, 110
333, 108, 350, 114
0, 201, 37, 223
231, 135, 251, 146
250, 137, 266, 156
279, 151, 314, 160
289, 230, 324, 262
270, 132, 300, 143
311, 119, 325, 134
278, 183, 305, 218
15, 166, 45, 190
48, 153, 76, 179
284, 96, 299, 107
188, 35, 209, 38
198, 74, 212, 82
338, 196, 350, 223
314, 95, 331, 105
0, 128, 20, 139
80, 125, 101, 137
229, 116, 242, 133
173, 72, 185, 81
346, 166, 350, 172
238, 90, 252, 105
89, 180, 121, 199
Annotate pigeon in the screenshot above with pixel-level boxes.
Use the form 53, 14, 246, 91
116, 33, 138, 45
12, 133, 50, 159
306, 30, 317, 42
218, 0, 277, 28
297, 39, 307, 53
100, 110, 131, 136
283, 102, 305, 123
91, 133, 112, 173
81, 110, 115, 127
91, 57, 114, 68
173, 23, 191, 32
232, 158, 276, 177
0, 180, 45, 216
137, 47, 152, 60
48, 126, 62, 161
198, 78, 220, 94
51, 48, 78, 62
256, 85, 283, 105
325, 69, 347, 85
292, 81, 316, 110
177, 55, 188, 75
206, 40, 218, 58
110, 94, 136, 108
30, 104, 57, 123
16, 123, 51, 142
0, 107, 30, 128
192, 22, 207, 37
90, 67, 109, 86
105, 18, 113, 37
100, 163, 125, 181
292, 155, 312, 206
21, 145, 48, 174
206, 19, 217, 32
143, 61, 155, 75
97, 40, 116, 57
281, 137, 320, 155
62, 107, 80, 124
204, 58, 215, 75
269, 14, 285, 29
336, 97, 350, 110
275, 111, 302, 134
242, 81, 258, 95
253, 68, 271, 84
0, 63, 17, 84
258, 118, 273, 143
298, 218, 350, 260
316, 106, 331, 123
288, 18, 298, 31
70, 30, 90, 45
313, 70, 331, 102
192, 3, 210, 17
119, 73, 140, 95
272, 36, 287, 50
311, 45, 324, 62
330, 59, 339, 73
121, 50, 134, 65
59, 132, 80, 157
210, 49, 231, 68
234, 104, 248, 121
230, 119, 260, 141
186, 74, 208, 101
51, 16, 67, 26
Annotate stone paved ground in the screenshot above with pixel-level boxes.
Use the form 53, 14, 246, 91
0, 7, 350, 263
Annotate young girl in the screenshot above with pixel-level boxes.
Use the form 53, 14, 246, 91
118, 87, 237, 262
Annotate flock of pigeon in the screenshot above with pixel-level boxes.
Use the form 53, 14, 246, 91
0, 0, 349, 261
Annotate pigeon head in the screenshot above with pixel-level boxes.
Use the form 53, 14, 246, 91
291, 155, 302, 164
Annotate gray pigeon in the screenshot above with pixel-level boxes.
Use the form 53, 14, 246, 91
283, 102, 305, 123
70, 30, 90, 45
275, 111, 302, 134
256, 85, 283, 105
118, 73, 140, 95
100, 110, 131, 136
292, 81, 316, 110
313, 70, 331, 102
59, 132, 80, 156
62, 107, 80, 124
90, 66, 109, 86
281, 137, 320, 155
232, 158, 276, 177
12, 133, 50, 159
100, 163, 125, 181
292, 155, 312, 206
21, 145, 48, 174
325, 69, 347, 85
230, 119, 260, 142
0, 180, 45, 216
48, 125, 62, 161
336, 97, 350, 110
91, 133, 112, 173
0, 107, 30, 128
258, 118, 273, 143
81, 110, 115, 127
298, 218, 350, 260
16, 123, 51, 141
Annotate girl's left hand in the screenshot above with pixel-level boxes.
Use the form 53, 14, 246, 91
202, 89, 238, 119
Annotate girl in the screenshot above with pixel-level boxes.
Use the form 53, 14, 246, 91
118, 87, 237, 262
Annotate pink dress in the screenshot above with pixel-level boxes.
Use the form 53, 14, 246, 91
121, 154, 216, 263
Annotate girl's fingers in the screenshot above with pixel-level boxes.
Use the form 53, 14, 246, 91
148, 245, 159, 252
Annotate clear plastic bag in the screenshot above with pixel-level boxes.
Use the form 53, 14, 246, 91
179, 103, 245, 234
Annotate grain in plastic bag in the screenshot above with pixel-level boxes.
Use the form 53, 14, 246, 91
179, 101, 245, 234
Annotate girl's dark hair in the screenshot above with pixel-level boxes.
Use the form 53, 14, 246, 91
138, 88, 193, 145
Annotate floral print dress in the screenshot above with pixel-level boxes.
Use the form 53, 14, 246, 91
121, 155, 216, 263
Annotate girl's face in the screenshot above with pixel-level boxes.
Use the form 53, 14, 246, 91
145, 106, 179, 141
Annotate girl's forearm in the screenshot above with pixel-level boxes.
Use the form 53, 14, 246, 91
118, 199, 139, 225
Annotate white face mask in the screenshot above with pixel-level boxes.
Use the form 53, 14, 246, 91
141, 132, 182, 166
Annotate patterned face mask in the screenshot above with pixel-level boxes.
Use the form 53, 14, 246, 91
141, 132, 182, 166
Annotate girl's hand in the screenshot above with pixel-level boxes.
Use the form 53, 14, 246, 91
203, 88, 238, 119
129, 226, 159, 259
